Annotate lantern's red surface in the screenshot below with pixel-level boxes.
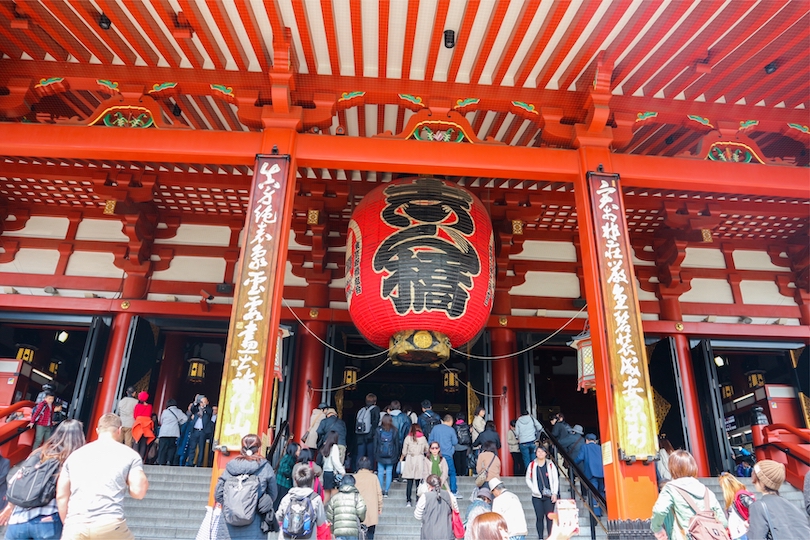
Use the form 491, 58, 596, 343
346, 177, 495, 351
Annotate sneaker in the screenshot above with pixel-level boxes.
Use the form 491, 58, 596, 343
453, 492, 461, 499
406, 501, 412, 507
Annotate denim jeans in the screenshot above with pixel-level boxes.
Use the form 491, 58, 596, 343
519, 442, 536, 468
6, 514, 63, 539
443, 454, 458, 494
356, 439, 375, 469
377, 463, 393, 494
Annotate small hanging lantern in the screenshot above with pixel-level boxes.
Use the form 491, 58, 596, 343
721, 383, 734, 399
343, 366, 359, 390
746, 370, 765, 389
15, 344, 37, 363
48, 361, 59, 375
569, 322, 594, 393
443, 368, 460, 393
187, 357, 208, 383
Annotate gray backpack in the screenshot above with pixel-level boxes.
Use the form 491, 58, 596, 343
222, 463, 265, 526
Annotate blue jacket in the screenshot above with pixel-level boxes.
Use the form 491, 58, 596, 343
428, 424, 458, 457
575, 442, 604, 480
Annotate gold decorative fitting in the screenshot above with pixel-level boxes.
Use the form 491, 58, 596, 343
121, 300, 131, 309
674, 322, 683, 331
309, 308, 319, 318
701, 229, 712, 243
103, 200, 116, 215
389, 330, 450, 363
512, 220, 524, 235
499, 317, 508, 326
307, 209, 320, 225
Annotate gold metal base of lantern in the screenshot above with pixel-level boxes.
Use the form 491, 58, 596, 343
389, 330, 450, 364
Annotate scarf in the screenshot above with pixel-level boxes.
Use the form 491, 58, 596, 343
430, 455, 442, 477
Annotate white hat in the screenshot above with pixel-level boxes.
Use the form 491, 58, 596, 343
572, 424, 584, 435
488, 477, 504, 491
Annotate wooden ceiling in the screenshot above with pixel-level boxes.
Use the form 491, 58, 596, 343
0, 1, 808, 156
0, 1, 808, 237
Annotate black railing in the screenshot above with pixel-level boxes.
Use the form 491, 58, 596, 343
758, 442, 810, 467
541, 422, 608, 540
266, 420, 289, 470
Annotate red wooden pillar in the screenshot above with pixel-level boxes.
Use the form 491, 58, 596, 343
152, 332, 186, 415
659, 295, 711, 475
292, 320, 328, 443
573, 140, 659, 520
87, 311, 133, 440
491, 327, 516, 476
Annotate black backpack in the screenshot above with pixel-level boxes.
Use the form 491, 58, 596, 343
377, 428, 395, 459
421, 412, 441, 438
6, 453, 60, 508
455, 423, 472, 446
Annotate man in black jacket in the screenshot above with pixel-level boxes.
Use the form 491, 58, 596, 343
317, 408, 347, 463
185, 396, 212, 467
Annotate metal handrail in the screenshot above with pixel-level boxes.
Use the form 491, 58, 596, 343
758, 442, 810, 467
266, 420, 289, 469
541, 422, 608, 540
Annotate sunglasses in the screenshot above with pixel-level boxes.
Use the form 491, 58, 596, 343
430, 446, 440, 450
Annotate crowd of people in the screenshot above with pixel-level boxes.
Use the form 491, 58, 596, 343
116, 388, 218, 467
7, 388, 810, 540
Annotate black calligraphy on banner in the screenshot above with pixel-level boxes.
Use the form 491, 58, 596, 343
373, 178, 481, 318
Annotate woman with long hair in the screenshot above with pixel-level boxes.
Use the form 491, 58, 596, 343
476, 440, 502, 484
0, 419, 85, 539
414, 474, 457, 540
374, 414, 400, 498
525, 444, 559, 540
319, 430, 344, 504
401, 423, 428, 507
214, 433, 278, 539
468, 511, 509, 540
650, 450, 726, 540
275, 441, 300, 510
718, 472, 754, 540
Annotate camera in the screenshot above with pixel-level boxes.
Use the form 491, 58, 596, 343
542, 488, 553, 498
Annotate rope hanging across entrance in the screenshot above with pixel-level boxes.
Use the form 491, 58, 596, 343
283, 298, 588, 394
450, 304, 588, 361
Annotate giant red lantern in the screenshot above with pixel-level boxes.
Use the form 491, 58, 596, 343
346, 177, 495, 364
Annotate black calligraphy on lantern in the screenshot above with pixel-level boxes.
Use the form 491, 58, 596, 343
373, 179, 481, 318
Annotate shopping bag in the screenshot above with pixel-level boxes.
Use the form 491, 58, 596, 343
195, 505, 222, 540
451, 508, 465, 539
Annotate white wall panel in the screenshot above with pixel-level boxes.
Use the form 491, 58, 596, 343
0, 248, 60, 274
75, 219, 128, 241
680, 278, 734, 304
510, 240, 577, 262
511, 271, 580, 298
152, 256, 225, 282
154, 224, 231, 246
10, 216, 68, 239
740, 280, 797, 306
681, 247, 726, 269
733, 250, 784, 271
65, 252, 124, 278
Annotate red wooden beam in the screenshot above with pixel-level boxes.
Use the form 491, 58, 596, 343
1, 124, 808, 197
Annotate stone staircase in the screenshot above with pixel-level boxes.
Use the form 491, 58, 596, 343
125, 465, 212, 540
4, 465, 795, 540
374, 475, 608, 539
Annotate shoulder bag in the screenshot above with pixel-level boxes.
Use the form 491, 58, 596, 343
475, 453, 497, 488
